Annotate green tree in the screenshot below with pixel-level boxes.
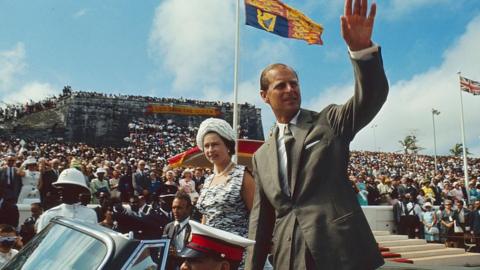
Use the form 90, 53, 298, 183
449, 143, 471, 156
399, 135, 422, 154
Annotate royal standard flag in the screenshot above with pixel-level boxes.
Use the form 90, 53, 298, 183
245, 0, 323, 45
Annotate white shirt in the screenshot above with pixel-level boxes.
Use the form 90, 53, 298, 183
36, 203, 98, 232
174, 218, 190, 252
0, 249, 18, 268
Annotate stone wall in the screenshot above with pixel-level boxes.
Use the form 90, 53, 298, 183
0, 95, 264, 146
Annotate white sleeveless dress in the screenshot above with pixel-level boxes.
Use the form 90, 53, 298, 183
18, 170, 41, 204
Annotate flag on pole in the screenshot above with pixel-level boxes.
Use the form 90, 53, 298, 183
460, 75, 480, 95
245, 0, 324, 45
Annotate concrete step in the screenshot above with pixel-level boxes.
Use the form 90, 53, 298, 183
372, 230, 391, 236
375, 235, 409, 242
412, 253, 480, 266
388, 243, 446, 253
400, 248, 465, 258
378, 239, 426, 247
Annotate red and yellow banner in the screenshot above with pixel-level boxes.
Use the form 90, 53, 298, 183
146, 104, 221, 117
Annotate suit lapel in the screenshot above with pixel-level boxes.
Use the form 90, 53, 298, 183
261, 126, 284, 197
291, 109, 313, 196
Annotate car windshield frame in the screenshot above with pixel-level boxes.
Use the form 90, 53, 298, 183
3, 218, 115, 270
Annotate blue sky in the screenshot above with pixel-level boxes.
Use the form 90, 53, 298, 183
1, 0, 480, 156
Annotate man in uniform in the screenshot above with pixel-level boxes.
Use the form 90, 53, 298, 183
178, 221, 255, 270
36, 168, 97, 231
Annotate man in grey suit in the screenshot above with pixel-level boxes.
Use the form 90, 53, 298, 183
246, 0, 388, 269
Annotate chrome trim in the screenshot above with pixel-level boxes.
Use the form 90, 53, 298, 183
121, 239, 171, 270
52, 217, 116, 270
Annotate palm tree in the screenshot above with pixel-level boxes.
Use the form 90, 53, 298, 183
399, 135, 421, 154
449, 143, 471, 156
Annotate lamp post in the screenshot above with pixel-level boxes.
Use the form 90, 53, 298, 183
431, 109, 440, 175
371, 124, 378, 152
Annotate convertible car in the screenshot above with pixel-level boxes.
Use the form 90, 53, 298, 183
2, 217, 170, 270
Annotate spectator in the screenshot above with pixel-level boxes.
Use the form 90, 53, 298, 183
38, 158, 60, 210
440, 200, 456, 246
0, 189, 19, 228
0, 154, 22, 203
470, 200, 480, 252
164, 192, 193, 269
179, 169, 198, 201
90, 167, 110, 203
0, 224, 20, 268
19, 202, 43, 244
421, 202, 439, 243
133, 160, 149, 196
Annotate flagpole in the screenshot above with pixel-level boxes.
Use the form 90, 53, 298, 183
458, 72, 471, 202
232, 0, 241, 163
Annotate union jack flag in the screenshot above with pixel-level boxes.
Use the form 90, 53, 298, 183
460, 75, 480, 95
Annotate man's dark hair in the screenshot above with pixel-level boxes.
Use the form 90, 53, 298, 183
174, 191, 192, 206
0, 224, 16, 234
260, 63, 298, 91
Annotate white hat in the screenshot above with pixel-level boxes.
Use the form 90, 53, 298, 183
95, 167, 107, 175
178, 221, 255, 262
196, 118, 235, 151
23, 157, 37, 166
53, 168, 90, 193
424, 202, 433, 208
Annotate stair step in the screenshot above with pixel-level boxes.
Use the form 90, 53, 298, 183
387, 243, 446, 253
378, 239, 426, 247
375, 235, 409, 242
372, 230, 391, 236
412, 253, 480, 266
400, 248, 465, 258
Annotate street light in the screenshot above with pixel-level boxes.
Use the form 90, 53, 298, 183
432, 109, 440, 175
371, 124, 378, 152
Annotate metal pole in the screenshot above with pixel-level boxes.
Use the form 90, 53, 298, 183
458, 72, 470, 202
371, 124, 377, 151
431, 109, 439, 176
232, 0, 241, 163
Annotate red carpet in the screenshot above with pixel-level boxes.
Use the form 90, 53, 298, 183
381, 252, 401, 258
389, 258, 414, 264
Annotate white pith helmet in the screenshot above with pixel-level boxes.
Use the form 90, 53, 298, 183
53, 168, 90, 193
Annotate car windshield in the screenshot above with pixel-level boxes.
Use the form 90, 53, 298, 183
4, 223, 108, 270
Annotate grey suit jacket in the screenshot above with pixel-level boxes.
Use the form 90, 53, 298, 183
246, 51, 388, 270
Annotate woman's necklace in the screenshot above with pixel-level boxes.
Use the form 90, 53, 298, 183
214, 161, 234, 177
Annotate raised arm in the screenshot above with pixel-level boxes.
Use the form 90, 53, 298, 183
341, 0, 376, 51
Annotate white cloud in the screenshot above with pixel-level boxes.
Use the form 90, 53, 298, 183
148, 0, 235, 92
0, 43, 26, 93
305, 15, 480, 157
73, 9, 87, 19
3, 82, 56, 104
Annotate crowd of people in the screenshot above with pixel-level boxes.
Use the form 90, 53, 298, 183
1, 121, 480, 267
0, 86, 259, 124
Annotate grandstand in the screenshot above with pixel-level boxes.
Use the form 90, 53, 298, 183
0, 86, 264, 146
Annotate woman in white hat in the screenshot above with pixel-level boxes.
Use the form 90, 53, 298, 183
90, 167, 110, 204
421, 201, 439, 242
195, 118, 255, 241
17, 157, 41, 204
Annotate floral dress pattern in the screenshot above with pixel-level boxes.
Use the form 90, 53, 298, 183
197, 164, 249, 238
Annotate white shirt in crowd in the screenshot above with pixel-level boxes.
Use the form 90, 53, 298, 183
174, 218, 190, 253
0, 249, 18, 268
36, 203, 98, 232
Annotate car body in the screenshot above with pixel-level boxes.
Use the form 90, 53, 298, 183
2, 217, 170, 270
